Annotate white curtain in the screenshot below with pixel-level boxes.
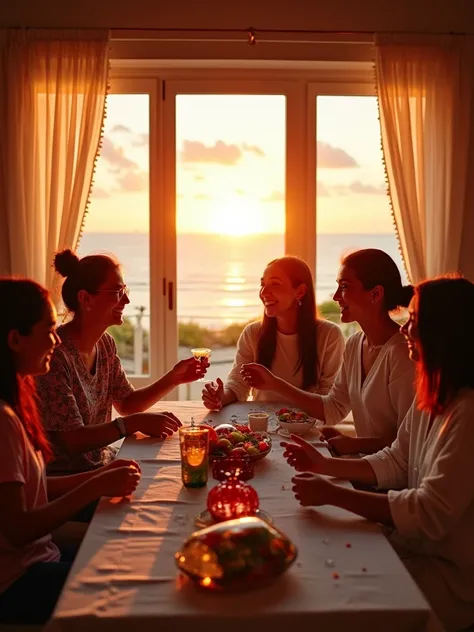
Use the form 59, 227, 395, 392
0, 29, 109, 296
374, 34, 474, 283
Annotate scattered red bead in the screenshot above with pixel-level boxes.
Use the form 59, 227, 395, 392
345, 543, 352, 548
332, 572, 340, 580
362, 567, 367, 572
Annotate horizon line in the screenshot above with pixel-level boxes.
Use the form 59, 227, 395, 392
80, 230, 396, 236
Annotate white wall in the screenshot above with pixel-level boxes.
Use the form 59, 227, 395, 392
2, 0, 474, 33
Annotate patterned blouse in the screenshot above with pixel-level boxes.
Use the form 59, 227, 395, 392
36, 326, 134, 474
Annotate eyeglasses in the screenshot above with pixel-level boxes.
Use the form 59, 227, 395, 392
96, 285, 130, 300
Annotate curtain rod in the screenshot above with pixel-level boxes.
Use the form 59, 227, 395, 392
15, 27, 464, 40
112, 29, 372, 45
112, 26, 464, 35
111, 27, 465, 44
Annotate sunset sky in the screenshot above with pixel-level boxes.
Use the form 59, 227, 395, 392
84, 93, 393, 236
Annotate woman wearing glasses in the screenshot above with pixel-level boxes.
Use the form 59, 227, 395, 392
36, 249, 206, 481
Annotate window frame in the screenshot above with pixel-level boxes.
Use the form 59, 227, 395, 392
103, 76, 165, 387
90, 64, 376, 393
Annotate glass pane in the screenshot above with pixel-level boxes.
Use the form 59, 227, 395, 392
176, 94, 286, 400
78, 94, 150, 376
316, 96, 407, 336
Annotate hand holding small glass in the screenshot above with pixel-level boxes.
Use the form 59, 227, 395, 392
173, 354, 209, 384
240, 363, 278, 391
190, 348, 211, 383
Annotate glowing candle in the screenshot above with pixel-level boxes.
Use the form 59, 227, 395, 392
180, 426, 209, 488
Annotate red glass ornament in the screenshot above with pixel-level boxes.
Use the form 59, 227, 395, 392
207, 478, 259, 522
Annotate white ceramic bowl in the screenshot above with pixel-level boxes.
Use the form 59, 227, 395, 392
278, 417, 318, 436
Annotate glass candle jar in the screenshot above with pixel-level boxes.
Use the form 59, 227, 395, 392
180, 426, 209, 488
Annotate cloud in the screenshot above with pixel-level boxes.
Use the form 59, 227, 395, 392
333, 181, 386, 196
262, 190, 285, 203
100, 137, 137, 170
91, 187, 110, 199
317, 181, 331, 197
111, 124, 132, 134
116, 170, 148, 192
347, 180, 386, 195
242, 143, 265, 157
132, 133, 149, 148
261, 182, 370, 200
317, 142, 358, 168
316, 180, 387, 197
180, 140, 266, 165
181, 140, 242, 165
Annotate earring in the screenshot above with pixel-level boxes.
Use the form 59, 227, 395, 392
297, 299, 302, 307
86, 306, 91, 312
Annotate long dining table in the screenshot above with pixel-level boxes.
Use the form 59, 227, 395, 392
46, 401, 437, 632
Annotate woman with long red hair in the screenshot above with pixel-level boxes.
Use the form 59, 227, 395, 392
0, 279, 141, 625
282, 275, 474, 631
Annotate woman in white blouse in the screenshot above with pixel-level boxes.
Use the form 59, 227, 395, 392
202, 255, 345, 410
241, 249, 415, 455
283, 276, 474, 632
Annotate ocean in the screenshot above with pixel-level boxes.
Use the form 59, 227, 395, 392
78, 232, 406, 330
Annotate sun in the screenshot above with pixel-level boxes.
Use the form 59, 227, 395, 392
212, 197, 264, 236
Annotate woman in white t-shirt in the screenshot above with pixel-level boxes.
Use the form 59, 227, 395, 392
241, 249, 415, 455
0, 278, 141, 625
202, 255, 345, 410
283, 276, 474, 631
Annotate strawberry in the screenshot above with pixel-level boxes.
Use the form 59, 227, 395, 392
258, 441, 269, 452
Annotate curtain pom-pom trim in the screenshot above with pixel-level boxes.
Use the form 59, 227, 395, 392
75, 43, 111, 251
372, 46, 411, 284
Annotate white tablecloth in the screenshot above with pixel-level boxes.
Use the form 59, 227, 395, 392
47, 402, 434, 632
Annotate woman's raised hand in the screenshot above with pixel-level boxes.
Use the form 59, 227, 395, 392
202, 378, 224, 410
240, 363, 278, 391
172, 356, 209, 384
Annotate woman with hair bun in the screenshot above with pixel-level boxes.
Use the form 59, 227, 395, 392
36, 249, 207, 478
242, 249, 415, 455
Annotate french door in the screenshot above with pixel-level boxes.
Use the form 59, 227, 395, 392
161, 80, 315, 399
82, 67, 387, 396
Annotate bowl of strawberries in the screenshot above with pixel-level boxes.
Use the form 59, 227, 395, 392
209, 423, 272, 461
276, 408, 319, 436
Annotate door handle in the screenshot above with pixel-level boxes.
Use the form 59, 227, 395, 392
168, 281, 174, 311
